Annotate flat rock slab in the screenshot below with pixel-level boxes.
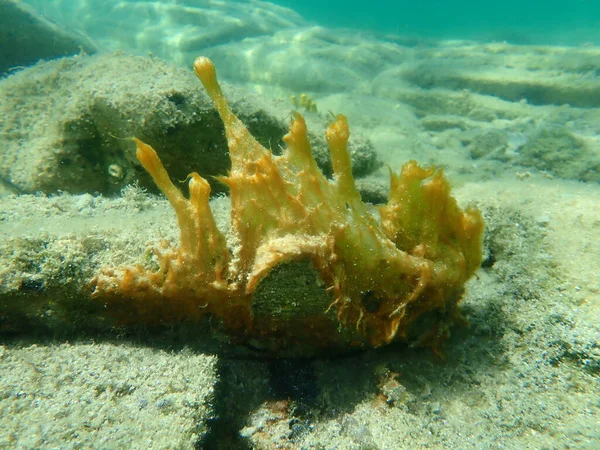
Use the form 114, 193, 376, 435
0, 342, 217, 448
0, 191, 202, 337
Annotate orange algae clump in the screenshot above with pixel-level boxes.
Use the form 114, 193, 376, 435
92, 56, 484, 355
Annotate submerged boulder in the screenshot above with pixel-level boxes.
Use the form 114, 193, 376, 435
0, 53, 377, 196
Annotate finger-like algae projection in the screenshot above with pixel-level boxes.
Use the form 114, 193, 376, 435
92, 56, 484, 356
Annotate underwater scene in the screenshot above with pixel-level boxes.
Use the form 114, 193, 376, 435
0, 0, 598, 448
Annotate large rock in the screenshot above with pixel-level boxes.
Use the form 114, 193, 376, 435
0, 53, 377, 196
0, 0, 97, 75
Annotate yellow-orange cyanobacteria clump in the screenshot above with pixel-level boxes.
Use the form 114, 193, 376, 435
92, 56, 484, 356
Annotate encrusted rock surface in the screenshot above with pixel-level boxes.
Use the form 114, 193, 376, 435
0, 342, 216, 448
0, 53, 377, 196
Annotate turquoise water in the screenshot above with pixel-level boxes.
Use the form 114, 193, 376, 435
275, 0, 600, 43
25, 0, 600, 45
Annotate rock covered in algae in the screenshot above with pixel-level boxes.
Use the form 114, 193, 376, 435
92, 57, 484, 356
0, 52, 377, 197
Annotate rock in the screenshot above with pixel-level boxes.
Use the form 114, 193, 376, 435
0, 0, 97, 76
518, 127, 600, 183
0, 342, 217, 448
0, 53, 378, 196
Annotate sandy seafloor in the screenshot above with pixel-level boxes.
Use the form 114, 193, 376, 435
1, 1, 599, 449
